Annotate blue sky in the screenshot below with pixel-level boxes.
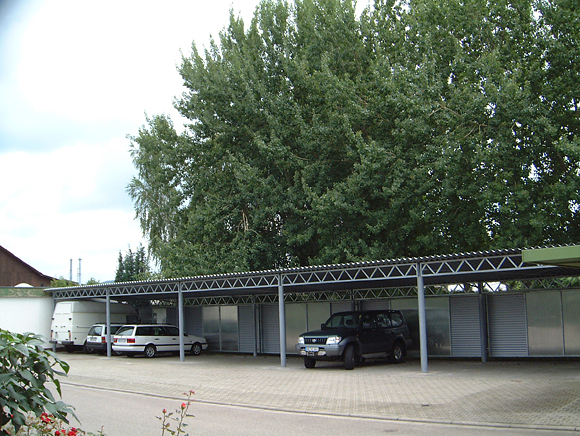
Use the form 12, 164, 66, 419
0, 0, 261, 282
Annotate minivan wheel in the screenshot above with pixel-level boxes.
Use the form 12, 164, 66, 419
144, 344, 157, 358
344, 344, 356, 370
191, 343, 202, 356
388, 341, 404, 364
304, 356, 316, 369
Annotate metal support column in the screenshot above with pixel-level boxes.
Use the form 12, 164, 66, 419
278, 274, 286, 367
106, 289, 111, 358
417, 263, 428, 373
478, 282, 488, 363
51, 294, 57, 353
178, 282, 185, 362
252, 296, 257, 357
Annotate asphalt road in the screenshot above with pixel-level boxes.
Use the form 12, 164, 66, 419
61, 384, 579, 436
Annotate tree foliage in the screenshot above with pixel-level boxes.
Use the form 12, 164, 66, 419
50, 277, 78, 288
49, 278, 100, 288
115, 244, 151, 282
128, 0, 580, 277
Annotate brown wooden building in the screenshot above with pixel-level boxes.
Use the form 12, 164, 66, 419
0, 245, 54, 287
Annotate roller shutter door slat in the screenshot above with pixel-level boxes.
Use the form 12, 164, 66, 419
489, 293, 528, 357
262, 305, 280, 354
450, 296, 481, 357
238, 305, 258, 353
331, 301, 353, 313
362, 299, 390, 310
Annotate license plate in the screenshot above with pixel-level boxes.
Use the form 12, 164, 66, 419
305, 346, 319, 352
88, 336, 98, 342
117, 338, 126, 343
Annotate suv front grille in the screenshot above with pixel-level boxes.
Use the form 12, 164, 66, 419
304, 337, 327, 345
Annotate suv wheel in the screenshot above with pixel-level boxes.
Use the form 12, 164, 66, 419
344, 344, 356, 370
191, 343, 203, 356
388, 341, 404, 364
144, 344, 157, 358
304, 356, 316, 369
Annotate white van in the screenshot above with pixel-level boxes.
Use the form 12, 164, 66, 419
50, 300, 138, 352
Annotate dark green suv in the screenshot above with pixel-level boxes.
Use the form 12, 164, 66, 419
296, 310, 412, 370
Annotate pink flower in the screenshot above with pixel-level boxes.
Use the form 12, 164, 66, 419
181, 403, 187, 409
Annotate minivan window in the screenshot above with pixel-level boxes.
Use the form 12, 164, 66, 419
137, 326, 156, 336
116, 326, 135, 336
165, 326, 179, 336
88, 326, 102, 336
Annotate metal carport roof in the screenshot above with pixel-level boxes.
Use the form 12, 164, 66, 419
48, 246, 580, 301
46, 245, 580, 372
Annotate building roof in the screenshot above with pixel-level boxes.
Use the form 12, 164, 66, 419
0, 245, 54, 284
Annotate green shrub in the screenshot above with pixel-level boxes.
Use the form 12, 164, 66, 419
1, 329, 196, 435
0, 329, 76, 433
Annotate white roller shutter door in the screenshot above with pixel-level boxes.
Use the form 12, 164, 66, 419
450, 296, 481, 357
489, 293, 529, 357
261, 304, 280, 354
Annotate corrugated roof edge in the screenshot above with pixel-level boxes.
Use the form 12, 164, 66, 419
44, 244, 577, 292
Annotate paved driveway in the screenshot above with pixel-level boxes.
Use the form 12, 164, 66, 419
58, 352, 580, 432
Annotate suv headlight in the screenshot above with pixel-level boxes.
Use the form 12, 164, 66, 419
298, 337, 305, 345
326, 335, 342, 345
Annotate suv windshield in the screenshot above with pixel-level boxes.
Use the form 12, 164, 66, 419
323, 313, 360, 329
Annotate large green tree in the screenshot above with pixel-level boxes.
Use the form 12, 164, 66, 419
115, 244, 151, 282
128, 0, 580, 277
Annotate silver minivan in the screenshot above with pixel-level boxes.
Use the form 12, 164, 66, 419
113, 324, 208, 358
85, 323, 125, 354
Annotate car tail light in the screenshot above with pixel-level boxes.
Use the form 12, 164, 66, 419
127, 338, 136, 344
114, 338, 118, 343
102, 337, 107, 343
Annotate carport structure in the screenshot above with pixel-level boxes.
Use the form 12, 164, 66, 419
48, 245, 580, 372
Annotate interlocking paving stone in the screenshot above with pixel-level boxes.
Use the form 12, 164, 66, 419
58, 352, 580, 430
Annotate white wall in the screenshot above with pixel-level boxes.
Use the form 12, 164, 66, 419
0, 296, 54, 346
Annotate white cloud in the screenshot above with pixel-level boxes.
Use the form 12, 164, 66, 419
1, 0, 261, 152
1, 139, 142, 281
11, 1, 260, 127
16, 2, 179, 124
0, 0, 265, 282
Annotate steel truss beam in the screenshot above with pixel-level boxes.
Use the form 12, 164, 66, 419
49, 250, 578, 301
87, 278, 579, 309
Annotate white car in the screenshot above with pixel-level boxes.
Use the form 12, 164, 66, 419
113, 324, 208, 358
